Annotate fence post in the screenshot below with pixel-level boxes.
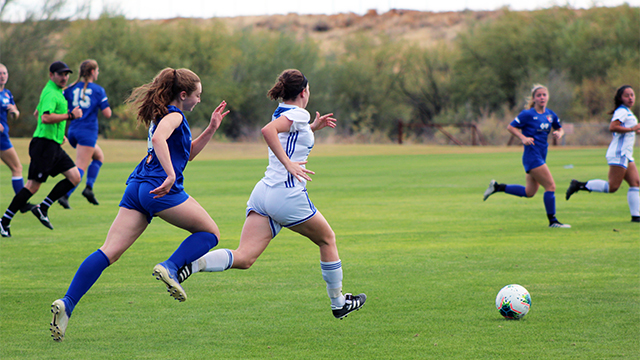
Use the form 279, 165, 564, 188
398, 120, 403, 145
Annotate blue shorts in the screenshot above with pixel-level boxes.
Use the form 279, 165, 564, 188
522, 146, 547, 173
67, 128, 98, 148
0, 128, 12, 151
119, 180, 189, 223
246, 180, 317, 238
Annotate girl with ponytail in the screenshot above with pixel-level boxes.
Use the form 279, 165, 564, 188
50, 67, 230, 342
60, 59, 112, 208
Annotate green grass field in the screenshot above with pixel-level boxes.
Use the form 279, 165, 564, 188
1, 141, 638, 359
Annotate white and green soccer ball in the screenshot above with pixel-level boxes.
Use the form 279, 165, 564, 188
495, 284, 531, 320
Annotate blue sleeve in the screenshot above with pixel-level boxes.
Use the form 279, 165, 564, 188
549, 110, 562, 129
510, 111, 527, 128
97, 86, 110, 110
7, 90, 14, 105
63, 87, 73, 111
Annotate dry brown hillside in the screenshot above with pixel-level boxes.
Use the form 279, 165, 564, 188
143, 9, 503, 52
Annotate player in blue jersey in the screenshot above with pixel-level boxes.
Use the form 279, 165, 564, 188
58, 59, 112, 208
49, 68, 229, 342
483, 84, 570, 228
566, 85, 640, 222
173, 69, 366, 319
0, 64, 35, 214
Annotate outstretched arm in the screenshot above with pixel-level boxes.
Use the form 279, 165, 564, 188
190, 101, 229, 161
310, 111, 336, 132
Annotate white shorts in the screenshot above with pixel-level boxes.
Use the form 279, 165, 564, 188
246, 180, 317, 238
607, 154, 634, 169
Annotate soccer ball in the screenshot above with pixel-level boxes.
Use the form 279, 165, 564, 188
495, 284, 531, 320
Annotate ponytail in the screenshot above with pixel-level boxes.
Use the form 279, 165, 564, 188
125, 68, 200, 127
70, 59, 99, 101
267, 69, 308, 101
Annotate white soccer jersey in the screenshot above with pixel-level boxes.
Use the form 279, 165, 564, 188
606, 106, 638, 161
261, 103, 314, 188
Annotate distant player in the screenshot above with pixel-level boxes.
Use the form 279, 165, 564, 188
0, 63, 35, 213
0, 61, 83, 237
483, 84, 570, 228
58, 59, 112, 208
565, 85, 640, 222
174, 69, 366, 319
50, 68, 229, 342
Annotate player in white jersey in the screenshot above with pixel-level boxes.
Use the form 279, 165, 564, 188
566, 85, 640, 222
176, 69, 366, 319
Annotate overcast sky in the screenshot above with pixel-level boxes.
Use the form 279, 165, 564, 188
3, 0, 639, 21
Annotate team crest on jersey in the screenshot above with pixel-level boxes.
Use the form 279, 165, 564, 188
546, 115, 553, 123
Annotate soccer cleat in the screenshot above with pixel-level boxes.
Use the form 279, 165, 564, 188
19, 202, 36, 214
632, 216, 640, 223
483, 180, 497, 201
176, 263, 193, 283
31, 205, 53, 230
549, 221, 571, 228
58, 195, 71, 209
0, 220, 10, 238
153, 261, 187, 302
332, 293, 366, 319
566, 180, 581, 200
50, 299, 69, 342
82, 187, 99, 205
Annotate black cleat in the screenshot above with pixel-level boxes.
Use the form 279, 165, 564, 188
31, 205, 53, 230
632, 216, 640, 223
58, 195, 71, 209
82, 187, 99, 205
332, 293, 366, 319
0, 220, 10, 237
176, 263, 193, 283
566, 179, 587, 200
19, 202, 36, 213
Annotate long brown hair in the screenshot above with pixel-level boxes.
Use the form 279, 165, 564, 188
125, 68, 200, 127
267, 69, 308, 101
70, 59, 98, 101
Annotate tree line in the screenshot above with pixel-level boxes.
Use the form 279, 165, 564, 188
1, 4, 638, 143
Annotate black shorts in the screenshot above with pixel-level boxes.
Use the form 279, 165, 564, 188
28, 137, 75, 182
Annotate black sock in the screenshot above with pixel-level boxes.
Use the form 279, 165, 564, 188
6, 187, 34, 218
578, 181, 588, 190
496, 183, 507, 192
41, 179, 75, 211
547, 214, 557, 223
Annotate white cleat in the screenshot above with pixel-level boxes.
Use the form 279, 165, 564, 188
483, 180, 497, 201
549, 222, 571, 228
153, 262, 187, 302
50, 299, 69, 342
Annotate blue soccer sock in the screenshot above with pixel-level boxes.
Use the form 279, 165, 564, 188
505, 185, 527, 197
167, 232, 219, 270
543, 191, 557, 222
11, 176, 24, 194
63, 249, 111, 317
66, 168, 85, 198
86, 160, 102, 189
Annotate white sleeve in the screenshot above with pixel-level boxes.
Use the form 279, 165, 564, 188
611, 108, 626, 123
283, 108, 311, 131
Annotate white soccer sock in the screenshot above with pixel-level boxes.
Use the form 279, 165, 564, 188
321, 260, 345, 308
197, 249, 234, 272
586, 179, 609, 193
628, 187, 640, 217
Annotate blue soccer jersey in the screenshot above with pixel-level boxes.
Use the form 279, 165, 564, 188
511, 108, 562, 172
0, 88, 15, 131
126, 105, 192, 194
64, 82, 110, 133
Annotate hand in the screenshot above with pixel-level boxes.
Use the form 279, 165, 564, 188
552, 130, 562, 139
311, 112, 336, 132
521, 137, 534, 146
0, 123, 4, 133
70, 106, 83, 120
208, 101, 230, 131
285, 160, 315, 183
6, 104, 17, 113
149, 176, 176, 199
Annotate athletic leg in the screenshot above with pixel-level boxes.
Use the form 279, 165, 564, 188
528, 164, 568, 227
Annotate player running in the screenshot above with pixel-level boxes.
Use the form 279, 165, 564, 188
58, 59, 112, 208
172, 69, 366, 319
50, 68, 229, 341
565, 85, 640, 222
483, 84, 570, 228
